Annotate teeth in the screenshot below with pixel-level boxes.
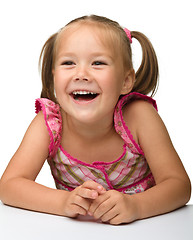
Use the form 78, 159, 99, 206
72, 91, 96, 95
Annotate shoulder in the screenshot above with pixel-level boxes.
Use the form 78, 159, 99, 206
123, 99, 160, 144
1, 112, 51, 181
117, 93, 158, 133
24, 111, 50, 151
123, 99, 173, 158
12, 112, 51, 175
123, 99, 157, 118
125, 99, 165, 134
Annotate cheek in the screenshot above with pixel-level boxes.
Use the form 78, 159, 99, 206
98, 70, 117, 85
102, 73, 124, 94
53, 70, 66, 88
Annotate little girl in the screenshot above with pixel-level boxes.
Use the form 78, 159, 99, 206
0, 15, 191, 225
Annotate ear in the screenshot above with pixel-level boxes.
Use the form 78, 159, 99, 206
120, 69, 135, 95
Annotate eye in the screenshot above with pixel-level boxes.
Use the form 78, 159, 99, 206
92, 61, 107, 66
61, 61, 75, 66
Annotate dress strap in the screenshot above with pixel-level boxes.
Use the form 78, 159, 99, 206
35, 98, 62, 159
114, 92, 157, 155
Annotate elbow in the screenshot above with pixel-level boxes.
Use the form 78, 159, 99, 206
177, 175, 192, 206
171, 176, 192, 208
184, 177, 192, 205
0, 178, 6, 204
0, 178, 11, 205
0, 179, 5, 204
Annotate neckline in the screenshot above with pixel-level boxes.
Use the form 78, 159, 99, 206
59, 143, 128, 167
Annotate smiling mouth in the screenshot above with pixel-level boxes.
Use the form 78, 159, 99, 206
71, 90, 99, 101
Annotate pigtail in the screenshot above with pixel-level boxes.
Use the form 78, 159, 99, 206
39, 33, 57, 102
131, 31, 159, 96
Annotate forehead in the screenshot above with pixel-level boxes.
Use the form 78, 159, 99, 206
55, 22, 119, 57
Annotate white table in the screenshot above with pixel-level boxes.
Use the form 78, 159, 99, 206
0, 202, 192, 240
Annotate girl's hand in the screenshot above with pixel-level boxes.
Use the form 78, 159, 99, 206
88, 190, 139, 225
62, 180, 106, 218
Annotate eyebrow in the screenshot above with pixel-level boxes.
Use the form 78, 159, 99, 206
57, 51, 114, 61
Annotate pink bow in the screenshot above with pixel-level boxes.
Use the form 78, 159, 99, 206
124, 28, 132, 44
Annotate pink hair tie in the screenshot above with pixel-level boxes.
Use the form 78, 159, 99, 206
124, 28, 132, 44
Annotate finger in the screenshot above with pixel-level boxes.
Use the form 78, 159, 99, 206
89, 193, 111, 218
82, 180, 106, 194
73, 195, 91, 211
77, 187, 99, 199
88, 193, 106, 214
109, 214, 122, 225
93, 200, 116, 220
101, 207, 118, 223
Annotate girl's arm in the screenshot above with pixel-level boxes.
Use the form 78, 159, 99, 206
89, 101, 191, 225
126, 100, 191, 219
0, 112, 67, 215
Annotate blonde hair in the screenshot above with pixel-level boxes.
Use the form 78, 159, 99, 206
39, 15, 159, 102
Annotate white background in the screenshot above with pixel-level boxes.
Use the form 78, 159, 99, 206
0, 0, 192, 203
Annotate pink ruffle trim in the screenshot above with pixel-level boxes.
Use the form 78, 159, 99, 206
35, 98, 62, 159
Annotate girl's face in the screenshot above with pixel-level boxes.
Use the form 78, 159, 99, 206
53, 24, 134, 126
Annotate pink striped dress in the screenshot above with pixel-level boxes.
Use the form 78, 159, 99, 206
35, 92, 157, 194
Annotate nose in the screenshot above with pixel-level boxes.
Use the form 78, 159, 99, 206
74, 64, 90, 81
